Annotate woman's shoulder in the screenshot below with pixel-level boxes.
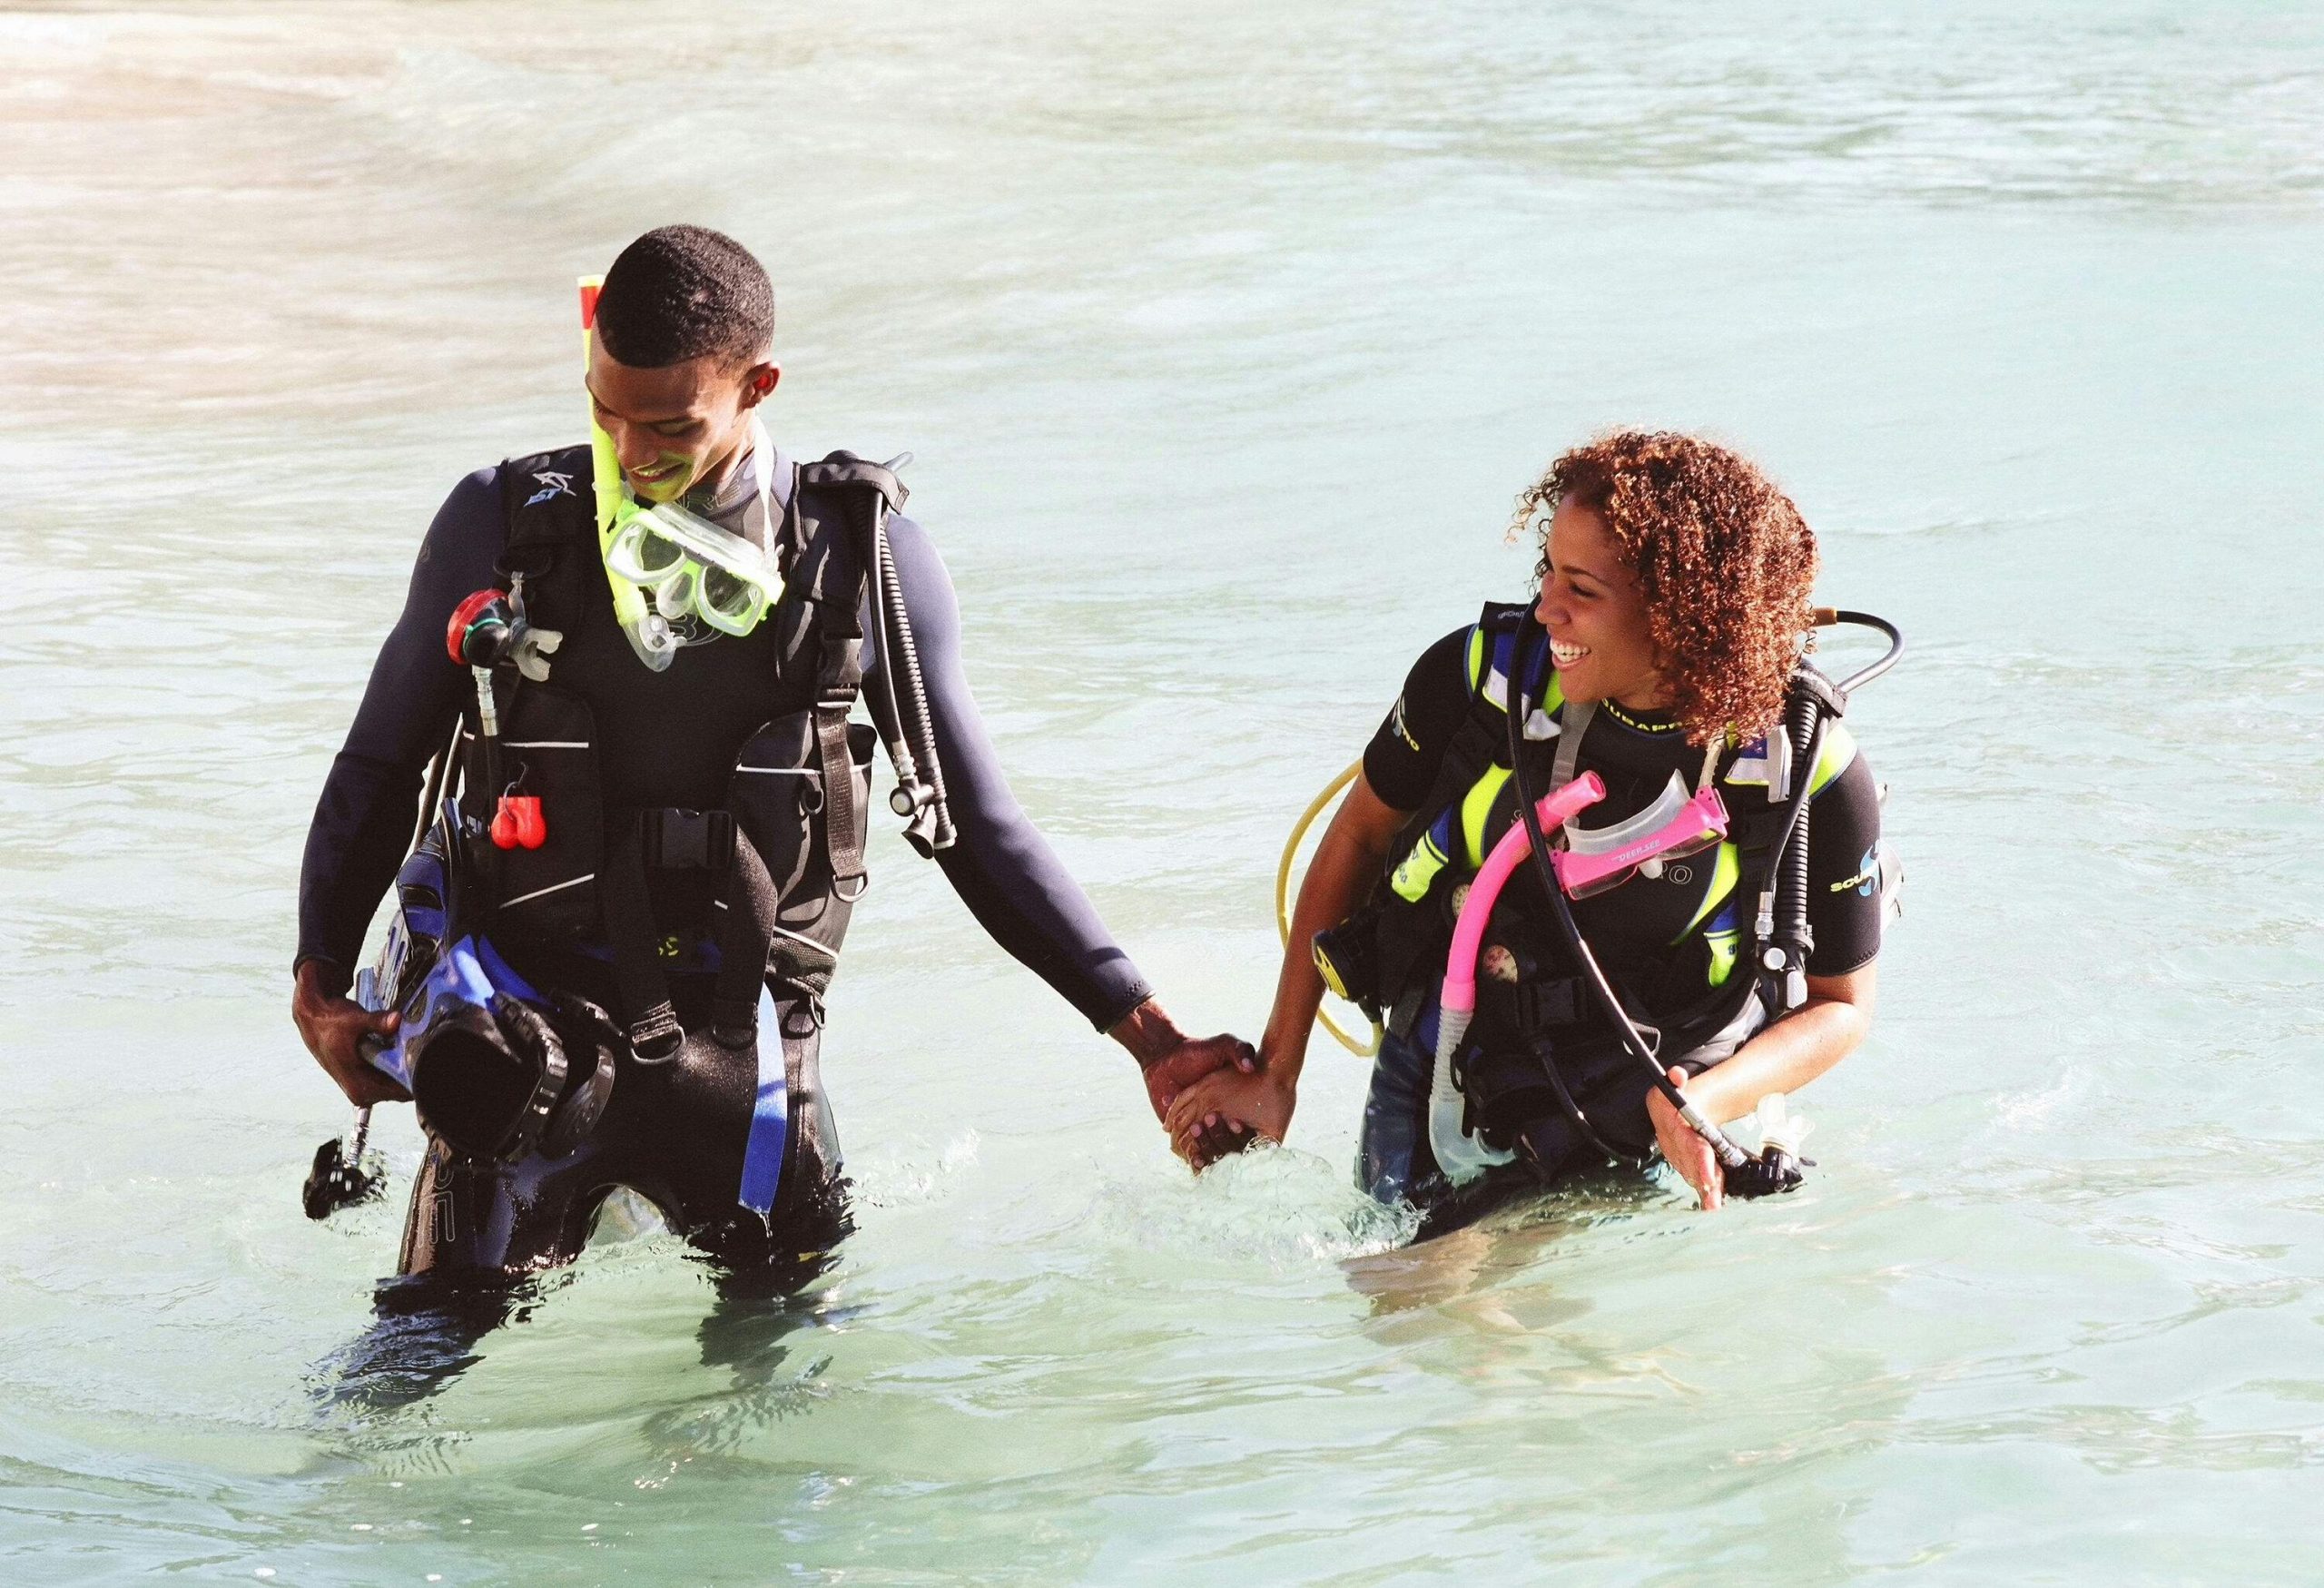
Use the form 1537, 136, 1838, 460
1402, 615, 1494, 718
1413, 600, 1532, 700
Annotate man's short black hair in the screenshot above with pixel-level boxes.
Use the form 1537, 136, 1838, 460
595, 224, 774, 370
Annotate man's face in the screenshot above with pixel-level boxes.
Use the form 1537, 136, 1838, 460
586, 341, 779, 505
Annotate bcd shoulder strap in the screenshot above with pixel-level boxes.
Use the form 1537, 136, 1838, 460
1383, 602, 1535, 873
786, 451, 896, 901
704, 451, 896, 1044
493, 445, 595, 589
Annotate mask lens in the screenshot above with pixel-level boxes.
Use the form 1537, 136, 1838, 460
1565, 864, 1640, 901
1564, 827, 1723, 899
700, 565, 755, 618
1659, 829, 1723, 862
607, 514, 689, 583
632, 528, 685, 577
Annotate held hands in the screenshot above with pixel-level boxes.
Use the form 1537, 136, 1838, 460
291, 961, 409, 1109
1165, 1064, 1295, 1168
1645, 1064, 1723, 1212
1140, 1034, 1262, 1169
1138, 1031, 1258, 1123
1111, 1000, 1263, 1168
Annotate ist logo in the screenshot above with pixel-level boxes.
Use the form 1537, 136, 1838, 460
524, 469, 576, 508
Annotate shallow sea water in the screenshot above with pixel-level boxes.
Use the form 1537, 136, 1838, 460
5, 1, 2323, 1582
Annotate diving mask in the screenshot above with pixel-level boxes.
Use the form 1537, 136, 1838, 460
1552, 772, 1729, 899
604, 498, 782, 638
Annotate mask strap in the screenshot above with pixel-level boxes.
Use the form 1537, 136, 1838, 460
1550, 699, 1595, 799
746, 416, 776, 554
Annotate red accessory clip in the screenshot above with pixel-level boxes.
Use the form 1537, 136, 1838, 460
491, 794, 547, 851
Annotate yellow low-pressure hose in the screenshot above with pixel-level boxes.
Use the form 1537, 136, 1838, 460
1276, 761, 1384, 1059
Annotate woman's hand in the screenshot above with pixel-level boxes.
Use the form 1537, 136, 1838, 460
1646, 1065, 1722, 1211
1643, 964, 1879, 1212
1107, 998, 1257, 1122
1166, 1067, 1296, 1169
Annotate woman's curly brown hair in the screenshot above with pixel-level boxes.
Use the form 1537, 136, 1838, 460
1512, 431, 1817, 745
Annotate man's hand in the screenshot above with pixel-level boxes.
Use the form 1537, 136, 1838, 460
1108, 999, 1256, 1120
1137, 1034, 1259, 1122
292, 960, 409, 1109
1646, 1065, 1723, 1211
1165, 1068, 1295, 1169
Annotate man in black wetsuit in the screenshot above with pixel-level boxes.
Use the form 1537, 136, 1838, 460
293, 225, 1247, 1301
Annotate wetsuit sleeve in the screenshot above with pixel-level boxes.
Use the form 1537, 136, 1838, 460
1802, 749, 1884, 976
1360, 626, 1474, 814
864, 515, 1154, 1031
295, 469, 505, 993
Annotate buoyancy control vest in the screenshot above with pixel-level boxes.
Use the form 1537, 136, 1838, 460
446, 442, 908, 1061
1341, 602, 1858, 1159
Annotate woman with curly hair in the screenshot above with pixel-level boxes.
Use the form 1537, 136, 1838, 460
1169, 431, 1889, 1230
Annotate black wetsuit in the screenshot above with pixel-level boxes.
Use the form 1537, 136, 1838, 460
1355, 623, 1885, 1228
300, 440, 1152, 1300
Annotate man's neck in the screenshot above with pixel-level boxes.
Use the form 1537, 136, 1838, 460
691, 427, 758, 508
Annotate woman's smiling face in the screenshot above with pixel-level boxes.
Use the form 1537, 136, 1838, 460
1534, 498, 1669, 713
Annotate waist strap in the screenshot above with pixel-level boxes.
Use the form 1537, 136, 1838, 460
636, 806, 734, 873
600, 823, 683, 1060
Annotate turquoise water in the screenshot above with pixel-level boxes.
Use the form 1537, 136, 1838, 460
5, 1, 2323, 1581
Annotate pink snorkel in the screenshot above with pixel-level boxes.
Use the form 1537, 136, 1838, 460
1434, 772, 1607, 1076
1436, 775, 1734, 1079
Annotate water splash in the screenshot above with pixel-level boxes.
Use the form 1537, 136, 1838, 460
1093, 1143, 1421, 1267
847, 1130, 982, 1209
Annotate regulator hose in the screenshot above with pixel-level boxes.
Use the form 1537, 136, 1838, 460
1275, 762, 1383, 1059
1772, 688, 1827, 1007
1503, 617, 1753, 1171
873, 506, 955, 853
413, 715, 461, 850
1815, 607, 1905, 695
413, 750, 446, 852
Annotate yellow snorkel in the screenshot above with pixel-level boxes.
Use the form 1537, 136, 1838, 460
578, 275, 677, 669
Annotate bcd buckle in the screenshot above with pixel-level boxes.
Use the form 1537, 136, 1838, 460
640, 808, 735, 872
1512, 977, 1583, 1033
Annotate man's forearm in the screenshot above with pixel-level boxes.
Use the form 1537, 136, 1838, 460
1108, 997, 1187, 1070
879, 513, 1156, 1028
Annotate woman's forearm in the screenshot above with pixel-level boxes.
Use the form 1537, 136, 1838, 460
1681, 965, 1878, 1123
